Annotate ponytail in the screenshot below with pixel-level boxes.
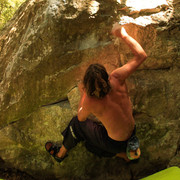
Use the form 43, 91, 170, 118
83, 64, 111, 98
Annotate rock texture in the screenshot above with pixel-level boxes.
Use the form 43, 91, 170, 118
0, 0, 179, 179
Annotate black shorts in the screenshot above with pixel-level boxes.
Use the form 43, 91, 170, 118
62, 116, 138, 157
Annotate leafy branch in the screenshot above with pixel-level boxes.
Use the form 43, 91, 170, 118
0, 0, 26, 30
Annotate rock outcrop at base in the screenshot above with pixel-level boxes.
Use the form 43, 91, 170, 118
0, 0, 179, 179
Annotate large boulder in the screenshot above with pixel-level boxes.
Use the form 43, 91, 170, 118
0, 0, 179, 179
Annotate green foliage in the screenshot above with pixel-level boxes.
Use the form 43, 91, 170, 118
0, 0, 26, 30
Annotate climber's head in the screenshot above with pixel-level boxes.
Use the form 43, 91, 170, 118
83, 63, 111, 98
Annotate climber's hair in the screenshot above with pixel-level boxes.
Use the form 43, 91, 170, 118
83, 63, 111, 98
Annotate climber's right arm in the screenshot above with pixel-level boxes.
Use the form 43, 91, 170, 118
111, 23, 147, 83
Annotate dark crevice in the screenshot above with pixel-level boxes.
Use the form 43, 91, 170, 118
38, 36, 46, 42
0, 120, 18, 130
7, 120, 18, 126
68, 85, 77, 93
41, 98, 69, 107
174, 138, 180, 156
137, 66, 171, 71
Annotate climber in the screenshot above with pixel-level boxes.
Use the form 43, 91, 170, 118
45, 23, 147, 162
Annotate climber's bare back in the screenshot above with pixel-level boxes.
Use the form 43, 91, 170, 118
84, 73, 135, 141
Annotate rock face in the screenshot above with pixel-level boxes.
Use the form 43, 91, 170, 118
0, 0, 179, 179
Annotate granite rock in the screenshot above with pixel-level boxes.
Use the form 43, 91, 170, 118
0, 0, 179, 179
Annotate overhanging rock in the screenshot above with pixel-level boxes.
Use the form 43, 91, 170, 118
0, 0, 179, 179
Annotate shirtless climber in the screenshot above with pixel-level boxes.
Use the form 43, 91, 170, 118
45, 23, 147, 162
